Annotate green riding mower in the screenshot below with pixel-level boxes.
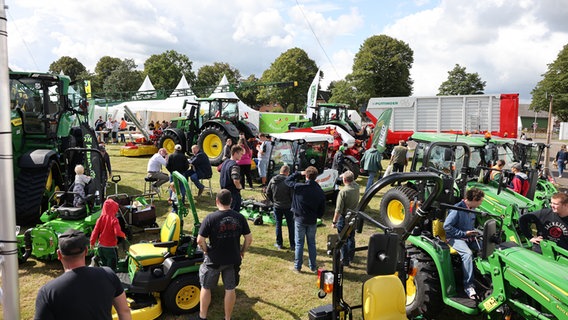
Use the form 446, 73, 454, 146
17, 147, 107, 263
109, 170, 204, 319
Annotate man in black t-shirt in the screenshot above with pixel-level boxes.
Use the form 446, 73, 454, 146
220, 145, 244, 212
520, 192, 568, 253
197, 189, 253, 320
35, 229, 131, 320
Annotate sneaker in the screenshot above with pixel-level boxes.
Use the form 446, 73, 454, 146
274, 244, 284, 250
465, 286, 477, 299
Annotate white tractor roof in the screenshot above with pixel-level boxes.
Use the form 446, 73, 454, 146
270, 132, 334, 143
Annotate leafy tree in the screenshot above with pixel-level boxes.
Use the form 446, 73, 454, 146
531, 44, 568, 121
237, 74, 261, 107
259, 47, 318, 112
328, 79, 361, 109
92, 56, 122, 93
349, 35, 414, 102
438, 64, 486, 95
102, 59, 143, 97
143, 50, 196, 92
49, 56, 87, 82
195, 62, 241, 96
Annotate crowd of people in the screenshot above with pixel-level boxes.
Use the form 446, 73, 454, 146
34, 133, 568, 319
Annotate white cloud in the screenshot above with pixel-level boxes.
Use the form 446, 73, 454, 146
384, 0, 568, 100
5, 0, 567, 104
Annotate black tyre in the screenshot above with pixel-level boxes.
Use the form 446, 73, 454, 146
162, 273, 201, 315
405, 245, 444, 318
15, 160, 62, 225
343, 158, 360, 179
198, 126, 228, 166
158, 131, 182, 154
379, 186, 419, 229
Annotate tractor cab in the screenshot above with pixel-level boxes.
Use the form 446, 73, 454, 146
267, 132, 339, 197
311, 103, 362, 138
198, 97, 240, 123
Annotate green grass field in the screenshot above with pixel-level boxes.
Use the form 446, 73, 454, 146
3, 144, 471, 320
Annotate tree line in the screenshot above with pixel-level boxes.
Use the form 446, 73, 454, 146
48, 34, 566, 117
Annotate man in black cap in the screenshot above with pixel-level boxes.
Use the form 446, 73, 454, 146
35, 229, 131, 320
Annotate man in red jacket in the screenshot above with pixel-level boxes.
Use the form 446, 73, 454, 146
510, 162, 529, 196
90, 199, 126, 270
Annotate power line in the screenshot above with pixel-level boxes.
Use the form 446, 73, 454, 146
7, 9, 40, 71
294, 0, 340, 79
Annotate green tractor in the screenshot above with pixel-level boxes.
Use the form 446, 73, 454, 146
10, 71, 98, 225
467, 134, 557, 209
379, 132, 545, 231
311, 171, 568, 319
305, 103, 366, 140
110, 171, 204, 318
158, 97, 258, 165
17, 147, 107, 263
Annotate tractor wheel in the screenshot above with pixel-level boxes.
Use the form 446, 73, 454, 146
15, 160, 62, 225
343, 158, 360, 179
378, 186, 419, 229
159, 132, 182, 154
405, 245, 444, 318
162, 273, 201, 315
198, 126, 228, 166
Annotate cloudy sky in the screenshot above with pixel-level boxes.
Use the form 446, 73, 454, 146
6, 0, 568, 103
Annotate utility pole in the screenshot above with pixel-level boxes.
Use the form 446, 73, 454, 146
0, 1, 21, 319
544, 93, 554, 170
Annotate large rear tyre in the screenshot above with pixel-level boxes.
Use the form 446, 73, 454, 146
405, 245, 444, 318
162, 273, 201, 315
15, 160, 62, 225
198, 126, 228, 166
158, 132, 183, 154
379, 186, 419, 229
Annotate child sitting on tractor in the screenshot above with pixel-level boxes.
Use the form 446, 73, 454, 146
73, 164, 92, 207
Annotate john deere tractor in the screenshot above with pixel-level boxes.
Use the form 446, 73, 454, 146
158, 97, 258, 165
10, 71, 99, 225
311, 171, 568, 319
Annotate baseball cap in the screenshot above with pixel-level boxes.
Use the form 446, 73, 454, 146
174, 144, 182, 151
511, 162, 522, 170
58, 229, 89, 256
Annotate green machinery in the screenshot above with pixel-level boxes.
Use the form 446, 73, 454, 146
10, 71, 98, 225
112, 170, 204, 318
311, 171, 568, 319
158, 97, 258, 165
17, 147, 107, 262
297, 103, 366, 140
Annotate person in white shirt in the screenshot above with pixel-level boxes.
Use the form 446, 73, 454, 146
146, 148, 169, 193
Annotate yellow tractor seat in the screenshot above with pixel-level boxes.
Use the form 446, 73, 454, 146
362, 275, 407, 320
128, 212, 181, 267
432, 219, 457, 255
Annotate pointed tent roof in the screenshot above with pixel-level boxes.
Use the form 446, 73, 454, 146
213, 74, 230, 93
169, 75, 194, 97
138, 75, 156, 92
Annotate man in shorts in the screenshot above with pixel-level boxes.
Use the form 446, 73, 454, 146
197, 189, 253, 320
